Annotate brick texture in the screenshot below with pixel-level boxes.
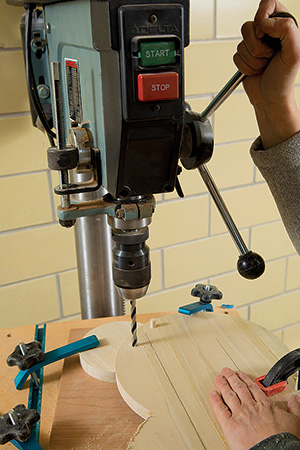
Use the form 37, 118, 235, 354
1, 0, 300, 352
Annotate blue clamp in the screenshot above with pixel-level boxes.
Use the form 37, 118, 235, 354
11, 436, 43, 450
178, 284, 223, 316
178, 302, 214, 315
14, 335, 100, 390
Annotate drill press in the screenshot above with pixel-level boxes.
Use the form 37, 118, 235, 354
8, 0, 267, 346
9, 0, 190, 341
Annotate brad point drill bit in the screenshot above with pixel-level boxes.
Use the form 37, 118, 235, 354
130, 300, 137, 347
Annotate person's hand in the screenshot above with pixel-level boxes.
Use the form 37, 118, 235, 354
210, 367, 300, 450
234, 0, 300, 148
234, 0, 300, 107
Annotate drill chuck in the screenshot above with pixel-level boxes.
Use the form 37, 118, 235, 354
109, 217, 151, 301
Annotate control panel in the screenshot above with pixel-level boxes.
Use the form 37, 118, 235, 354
118, 4, 185, 122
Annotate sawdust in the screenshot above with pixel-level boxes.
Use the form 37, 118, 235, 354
126, 414, 152, 450
70, 435, 105, 450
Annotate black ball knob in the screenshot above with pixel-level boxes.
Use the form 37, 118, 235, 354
237, 251, 265, 280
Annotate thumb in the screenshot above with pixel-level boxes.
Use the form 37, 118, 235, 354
287, 395, 300, 418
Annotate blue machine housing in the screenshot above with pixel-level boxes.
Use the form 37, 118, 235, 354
41, 0, 190, 198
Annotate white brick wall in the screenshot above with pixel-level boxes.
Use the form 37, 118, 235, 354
1, 0, 300, 350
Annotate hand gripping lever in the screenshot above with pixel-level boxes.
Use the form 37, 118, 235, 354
200, 12, 298, 121
180, 12, 298, 280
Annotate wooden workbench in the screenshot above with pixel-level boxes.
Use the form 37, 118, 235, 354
0, 310, 289, 449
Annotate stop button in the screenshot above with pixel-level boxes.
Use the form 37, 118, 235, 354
137, 72, 179, 102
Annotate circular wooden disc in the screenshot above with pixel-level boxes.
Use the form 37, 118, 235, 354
79, 321, 132, 382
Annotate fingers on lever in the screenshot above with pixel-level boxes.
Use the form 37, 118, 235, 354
241, 21, 275, 58
234, 21, 274, 75
233, 53, 264, 77
235, 12, 298, 75
254, 0, 290, 25
260, 12, 299, 48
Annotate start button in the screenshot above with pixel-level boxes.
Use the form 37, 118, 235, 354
138, 40, 176, 67
137, 72, 179, 102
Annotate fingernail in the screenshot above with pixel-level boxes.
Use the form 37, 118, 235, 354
256, 25, 264, 39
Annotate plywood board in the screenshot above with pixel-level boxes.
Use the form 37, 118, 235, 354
48, 328, 144, 450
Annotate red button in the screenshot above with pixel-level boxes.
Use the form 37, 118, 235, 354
137, 72, 179, 102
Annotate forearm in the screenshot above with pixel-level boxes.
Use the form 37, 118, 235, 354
253, 98, 300, 149
250, 432, 300, 449
250, 132, 300, 254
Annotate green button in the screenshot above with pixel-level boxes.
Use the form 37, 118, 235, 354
138, 41, 176, 67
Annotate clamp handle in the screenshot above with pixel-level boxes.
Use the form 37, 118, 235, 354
262, 348, 300, 387
7, 342, 44, 371
178, 284, 223, 315
14, 334, 100, 390
191, 284, 223, 304
0, 405, 39, 445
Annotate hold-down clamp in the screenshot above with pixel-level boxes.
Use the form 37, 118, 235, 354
7, 334, 100, 390
255, 348, 300, 397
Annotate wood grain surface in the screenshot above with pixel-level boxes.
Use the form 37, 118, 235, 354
114, 313, 294, 449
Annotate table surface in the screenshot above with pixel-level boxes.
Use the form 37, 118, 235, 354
0, 312, 177, 449
2, 308, 282, 450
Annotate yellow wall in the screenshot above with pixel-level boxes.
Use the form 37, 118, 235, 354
1, 0, 300, 350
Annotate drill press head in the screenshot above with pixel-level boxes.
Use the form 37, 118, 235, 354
8, 0, 190, 319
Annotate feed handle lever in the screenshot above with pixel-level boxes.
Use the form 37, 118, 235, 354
179, 12, 298, 280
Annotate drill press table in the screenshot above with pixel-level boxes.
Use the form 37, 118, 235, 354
0, 310, 291, 450
0, 313, 174, 449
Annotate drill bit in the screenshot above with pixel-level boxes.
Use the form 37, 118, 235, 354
130, 300, 138, 347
